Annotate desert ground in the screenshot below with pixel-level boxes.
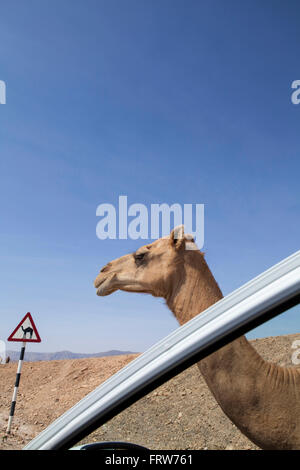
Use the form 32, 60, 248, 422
1, 333, 300, 450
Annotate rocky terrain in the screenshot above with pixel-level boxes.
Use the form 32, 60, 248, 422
0, 333, 299, 451
6, 349, 136, 362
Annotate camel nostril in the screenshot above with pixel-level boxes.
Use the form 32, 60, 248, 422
100, 262, 112, 273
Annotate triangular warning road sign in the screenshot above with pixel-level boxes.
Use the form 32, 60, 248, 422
8, 313, 41, 343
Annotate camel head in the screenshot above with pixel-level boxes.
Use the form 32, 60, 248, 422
94, 226, 199, 299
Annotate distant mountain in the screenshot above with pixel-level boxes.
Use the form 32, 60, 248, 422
6, 349, 138, 362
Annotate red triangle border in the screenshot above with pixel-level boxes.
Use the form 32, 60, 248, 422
7, 312, 41, 343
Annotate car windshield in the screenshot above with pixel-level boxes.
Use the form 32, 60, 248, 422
74, 302, 300, 451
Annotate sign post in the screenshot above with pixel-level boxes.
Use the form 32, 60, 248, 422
7, 313, 41, 434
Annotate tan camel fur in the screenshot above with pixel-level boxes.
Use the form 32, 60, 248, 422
94, 226, 300, 450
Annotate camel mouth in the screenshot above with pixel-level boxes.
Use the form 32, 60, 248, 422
95, 274, 117, 296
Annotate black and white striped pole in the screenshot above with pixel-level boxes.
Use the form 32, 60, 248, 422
7, 312, 41, 435
7, 341, 26, 434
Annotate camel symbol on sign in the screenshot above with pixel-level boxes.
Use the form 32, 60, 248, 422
21, 325, 33, 339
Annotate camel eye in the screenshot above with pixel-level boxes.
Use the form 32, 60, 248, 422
134, 252, 146, 263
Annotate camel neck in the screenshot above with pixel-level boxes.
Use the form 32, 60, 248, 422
165, 252, 263, 368
166, 252, 223, 324
165, 252, 300, 449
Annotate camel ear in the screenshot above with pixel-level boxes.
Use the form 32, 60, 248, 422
170, 225, 185, 251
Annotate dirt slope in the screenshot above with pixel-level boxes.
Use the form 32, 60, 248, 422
1, 333, 300, 450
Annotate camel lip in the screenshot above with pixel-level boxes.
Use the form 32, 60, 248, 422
96, 284, 116, 296
95, 274, 117, 296
94, 273, 109, 289
96, 286, 105, 296
95, 278, 106, 295
94, 277, 105, 289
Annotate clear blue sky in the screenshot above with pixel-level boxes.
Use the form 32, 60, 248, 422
0, 0, 299, 354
